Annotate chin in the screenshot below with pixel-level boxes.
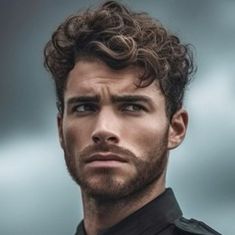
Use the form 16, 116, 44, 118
79, 174, 130, 200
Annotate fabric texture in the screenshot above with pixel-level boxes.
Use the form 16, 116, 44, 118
74, 188, 221, 235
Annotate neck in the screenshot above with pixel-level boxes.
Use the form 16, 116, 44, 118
81, 175, 166, 235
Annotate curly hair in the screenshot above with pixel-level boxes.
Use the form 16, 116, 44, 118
44, 0, 195, 118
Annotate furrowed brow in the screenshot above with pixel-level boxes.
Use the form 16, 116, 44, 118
111, 95, 152, 103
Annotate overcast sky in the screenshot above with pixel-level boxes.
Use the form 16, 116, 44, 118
0, 1, 235, 234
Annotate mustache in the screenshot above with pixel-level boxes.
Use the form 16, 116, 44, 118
79, 144, 136, 162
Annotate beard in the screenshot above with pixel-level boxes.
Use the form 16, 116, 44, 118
63, 133, 168, 201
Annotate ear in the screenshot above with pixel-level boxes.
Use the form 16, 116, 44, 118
57, 112, 65, 150
168, 108, 188, 150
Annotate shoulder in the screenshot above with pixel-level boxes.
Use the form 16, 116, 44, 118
173, 217, 222, 235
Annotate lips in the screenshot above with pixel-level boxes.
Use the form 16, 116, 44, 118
86, 153, 127, 163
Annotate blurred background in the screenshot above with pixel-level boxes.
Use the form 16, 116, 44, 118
0, 0, 234, 234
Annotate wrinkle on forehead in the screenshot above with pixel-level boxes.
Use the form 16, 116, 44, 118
65, 60, 162, 98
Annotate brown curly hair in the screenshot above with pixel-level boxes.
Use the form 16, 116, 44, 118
44, 0, 195, 118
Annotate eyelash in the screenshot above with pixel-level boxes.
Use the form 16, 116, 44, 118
121, 103, 146, 112
71, 103, 147, 114
72, 103, 97, 113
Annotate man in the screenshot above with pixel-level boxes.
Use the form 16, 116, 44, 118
44, 1, 221, 235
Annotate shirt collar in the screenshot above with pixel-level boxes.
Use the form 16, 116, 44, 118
75, 188, 182, 235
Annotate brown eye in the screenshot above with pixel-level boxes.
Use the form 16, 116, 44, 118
73, 104, 97, 113
122, 104, 145, 112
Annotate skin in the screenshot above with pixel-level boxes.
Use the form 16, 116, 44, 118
58, 60, 188, 235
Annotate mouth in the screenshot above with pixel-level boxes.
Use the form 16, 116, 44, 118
86, 153, 127, 163
85, 152, 128, 168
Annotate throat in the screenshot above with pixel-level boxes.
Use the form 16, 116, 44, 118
81, 176, 166, 235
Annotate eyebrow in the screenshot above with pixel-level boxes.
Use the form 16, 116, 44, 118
66, 95, 100, 105
111, 95, 152, 104
66, 94, 152, 105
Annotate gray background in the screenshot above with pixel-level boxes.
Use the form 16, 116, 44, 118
0, 0, 234, 234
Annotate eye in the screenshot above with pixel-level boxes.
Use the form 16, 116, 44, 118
122, 104, 146, 112
72, 103, 97, 114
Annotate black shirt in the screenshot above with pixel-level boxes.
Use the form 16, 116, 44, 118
75, 188, 221, 235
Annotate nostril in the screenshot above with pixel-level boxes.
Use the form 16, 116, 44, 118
92, 133, 119, 144
92, 136, 100, 143
107, 136, 118, 143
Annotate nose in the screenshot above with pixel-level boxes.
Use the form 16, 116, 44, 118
91, 109, 120, 145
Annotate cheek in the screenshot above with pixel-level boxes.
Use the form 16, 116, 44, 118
122, 118, 168, 155
62, 119, 90, 153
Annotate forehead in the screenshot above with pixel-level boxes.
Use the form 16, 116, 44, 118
65, 60, 163, 99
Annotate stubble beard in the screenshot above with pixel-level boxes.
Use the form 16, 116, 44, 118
63, 135, 168, 202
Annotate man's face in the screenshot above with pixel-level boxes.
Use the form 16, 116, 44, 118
58, 60, 184, 200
